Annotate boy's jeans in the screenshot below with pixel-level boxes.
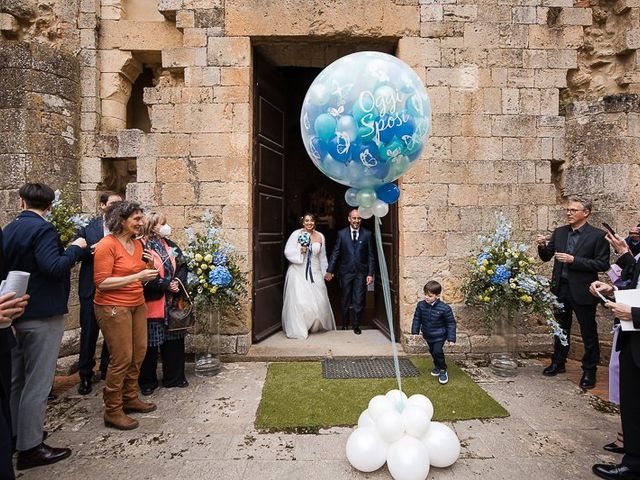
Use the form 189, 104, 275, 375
427, 340, 447, 371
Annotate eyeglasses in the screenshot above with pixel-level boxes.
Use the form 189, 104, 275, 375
566, 208, 585, 214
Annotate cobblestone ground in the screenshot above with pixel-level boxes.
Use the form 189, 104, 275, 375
17, 361, 618, 480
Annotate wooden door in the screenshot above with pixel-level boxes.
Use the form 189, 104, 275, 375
373, 202, 400, 340
252, 52, 287, 343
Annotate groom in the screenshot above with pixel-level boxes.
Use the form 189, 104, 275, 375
325, 209, 375, 334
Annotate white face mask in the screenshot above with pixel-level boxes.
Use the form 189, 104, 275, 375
158, 224, 172, 237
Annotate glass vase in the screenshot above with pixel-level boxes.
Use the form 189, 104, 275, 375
194, 307, 222, 378
489, 310, 519, 377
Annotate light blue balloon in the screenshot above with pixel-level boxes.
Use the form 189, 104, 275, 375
314, 114, 337, 141
300, 51, 431, 190
344, 188, 359, 207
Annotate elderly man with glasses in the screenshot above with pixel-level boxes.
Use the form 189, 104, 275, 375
536, 197, 610, 389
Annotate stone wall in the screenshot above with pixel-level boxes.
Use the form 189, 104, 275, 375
2, 0, 639, 366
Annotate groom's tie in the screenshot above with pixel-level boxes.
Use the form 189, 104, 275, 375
352, 229, 357, 245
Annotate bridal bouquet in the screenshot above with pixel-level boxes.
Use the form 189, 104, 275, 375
183, 211, 247, 313
461, 213, 568, 345
46, 187, 89, 246
298, 231, 311, 247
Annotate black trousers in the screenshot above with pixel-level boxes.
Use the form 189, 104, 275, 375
552, 280, 599, 372
620, 341, 640, 472
138, 338, 186, 390
427, 340, 447, 371
0, 351, 14, 480
78, 298, 110, 379
339, 273, 366, 329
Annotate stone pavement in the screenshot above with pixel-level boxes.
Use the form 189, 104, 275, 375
21, 360, 619, 480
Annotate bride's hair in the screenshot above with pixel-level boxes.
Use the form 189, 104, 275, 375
299, 212, 316, 226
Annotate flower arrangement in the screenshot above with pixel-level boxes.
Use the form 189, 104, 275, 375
183, 211, 247, 314
46, 188, 89, 246
298, 231, 311, 247
461, 213, 568, 346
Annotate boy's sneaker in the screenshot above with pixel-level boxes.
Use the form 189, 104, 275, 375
430, 368, 440, 377
438, 370, 449, 384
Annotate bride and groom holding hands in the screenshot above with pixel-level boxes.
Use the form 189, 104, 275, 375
282, 209, 375, 339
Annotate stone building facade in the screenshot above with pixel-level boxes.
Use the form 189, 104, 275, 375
1, 0, 639, 364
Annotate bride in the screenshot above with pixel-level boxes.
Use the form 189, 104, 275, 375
282, 213, 336, 339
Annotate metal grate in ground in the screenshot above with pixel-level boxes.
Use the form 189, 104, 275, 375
322, 357, 420, 379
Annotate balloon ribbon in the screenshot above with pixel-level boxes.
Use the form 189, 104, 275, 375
305, 244, 314, 283
374, 217, 402, 394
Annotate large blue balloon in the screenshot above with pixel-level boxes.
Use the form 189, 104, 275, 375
376, 183, 401, 204
300, 52, 431, 189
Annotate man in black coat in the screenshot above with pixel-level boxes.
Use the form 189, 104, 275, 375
591, 235, 640, 480
325, 209, 375, 334
537, 197, 610, 389
75, 191, 122, 395
0, 229, 29, 480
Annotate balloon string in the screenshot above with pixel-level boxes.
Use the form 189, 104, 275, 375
374, 217, 402, 394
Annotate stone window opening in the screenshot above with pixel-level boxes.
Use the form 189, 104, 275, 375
127, 66, 156, 132
98, 158, 137, 199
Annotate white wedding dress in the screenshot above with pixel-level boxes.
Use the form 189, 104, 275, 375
282, 229, 336, 339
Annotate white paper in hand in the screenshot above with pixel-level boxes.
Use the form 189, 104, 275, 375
0, 271, 30, 298
614, 289, 640, 332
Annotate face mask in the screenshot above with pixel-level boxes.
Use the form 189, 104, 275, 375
158, 224, 172, 237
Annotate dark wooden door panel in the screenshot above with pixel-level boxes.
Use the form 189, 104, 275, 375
252, 52, 287, 343
373, 202, 399, 340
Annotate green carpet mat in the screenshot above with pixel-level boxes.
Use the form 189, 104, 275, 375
256, 358, 508, 431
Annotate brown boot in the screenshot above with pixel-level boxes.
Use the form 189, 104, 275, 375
104, 411, 139, 430
123, 398, 157, 414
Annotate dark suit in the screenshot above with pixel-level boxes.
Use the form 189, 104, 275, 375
0, 230, 15, 480
613, 252, 640, 473
538, 222, 610, 372
327, 227, 375, 329
76, 216, 110, 380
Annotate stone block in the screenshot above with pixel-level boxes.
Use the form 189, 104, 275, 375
176, 10, 195, 29
507, 68, 534, 88
99, 20, 183, 50
512, 6, 537, 24
502, 88, 520, 114
150, 133, 190, 157
59, 327, 81, 357
199, 182, 248, 206
534, 68, 567, 88
194, 8, 224, 28
491, 115, 537, 137
528, 25, 584, 49
427, 65, 479, 89
162, 182, 196, 205
421, 5, 443, 22
220, 67, 250, 86
177, 103, 233, 133
162, 47, 205, 69
546, 49, 577, 69
557, 8, 592, 26
213, 86, 250, 103
491, 67, 507, 86
444, 5, 477, 22
448, 184, 478, 206
421, 21, 464, 38
464, 24, 499, 48
520, 88, 542, 115
207, 37, 250, 66
477, 4, 512, 23
156, 158, 188, 183
0, 13, 19, 33
397, 37, 441, 67
540, 88, 559, 115
623, 29, 640, 52
182, 28, 207, 47
523, 50, 547, 69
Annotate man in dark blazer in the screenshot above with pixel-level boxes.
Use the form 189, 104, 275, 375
325, 209, 375, 334
75, 191, 122, 395
591, 235, 640, 480
3, 183, 86, 470
537, 197, 610, 389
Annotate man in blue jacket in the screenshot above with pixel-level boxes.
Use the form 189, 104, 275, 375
75, 191, 122, 395
3, 183, 86, 470
325, 209, 375, 334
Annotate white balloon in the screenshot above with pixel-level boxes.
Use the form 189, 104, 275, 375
386, 435, 430, 480
345, 427, 388, 472
344, 188, 359, 207
421, 422, 460, 468
368, 395, 394, 421
357, 409, 375, 429
407, 394, 434, 422
358, 206, 374, 219
401, 405, 430, 439
372, 199, 389, 217
375, 409, 405, 444
385, 389, 408, 412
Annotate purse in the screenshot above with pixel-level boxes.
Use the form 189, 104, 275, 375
167, 278, 195, 332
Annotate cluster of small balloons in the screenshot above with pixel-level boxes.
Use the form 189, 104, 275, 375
346, 390, 461, 480
300, 51, 431, 204
344, 182, 400, 218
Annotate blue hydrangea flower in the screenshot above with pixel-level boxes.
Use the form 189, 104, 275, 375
186, 272, 199, 286
476, 252, 490, 267
213, 251, 227, 266
298, 232, 311, 247
209, 266, 232, 287
490, 265, 511, 284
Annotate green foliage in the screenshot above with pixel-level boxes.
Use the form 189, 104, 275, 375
46, 187, 88, 246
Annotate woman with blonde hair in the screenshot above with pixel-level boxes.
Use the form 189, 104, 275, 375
138, 211, 189, 395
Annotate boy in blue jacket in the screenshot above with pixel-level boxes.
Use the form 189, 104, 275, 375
411, 280, 457, 384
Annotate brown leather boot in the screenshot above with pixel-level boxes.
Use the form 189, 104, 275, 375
104, 411, 139, 430
123, 398, 157, 414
